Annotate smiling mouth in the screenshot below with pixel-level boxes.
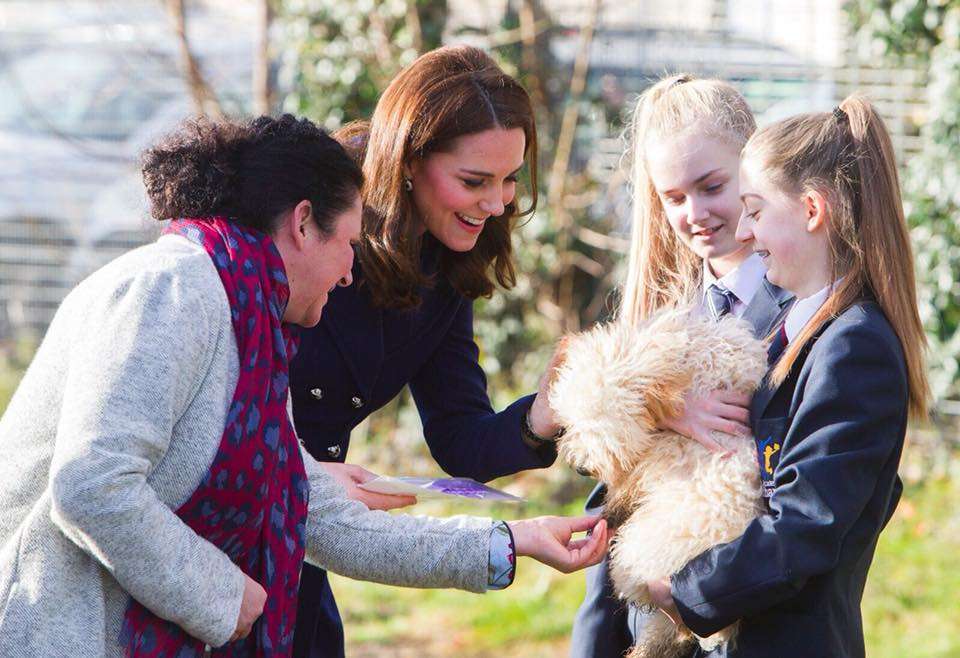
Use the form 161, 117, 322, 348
456, 212, 487, 228
692, 225, 721, 237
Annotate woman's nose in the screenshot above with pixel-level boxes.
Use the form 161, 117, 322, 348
479, 189, 506, 217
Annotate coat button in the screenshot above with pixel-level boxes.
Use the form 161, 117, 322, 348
310, 388, 323, 400
326, 445, 341, 458
351, 396, 363, 408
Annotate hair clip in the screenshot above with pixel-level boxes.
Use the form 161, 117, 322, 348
832, 106, 848, 123
670, 76, 690, 89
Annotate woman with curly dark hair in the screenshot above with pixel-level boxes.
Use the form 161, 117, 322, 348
287, 45, 570, 657
0, 114, 607, 658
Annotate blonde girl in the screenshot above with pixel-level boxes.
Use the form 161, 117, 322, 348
648, 95, 929, 658
571, 75, 793, 658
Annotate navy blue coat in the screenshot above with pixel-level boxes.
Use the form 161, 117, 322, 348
289, 243, 557, 658
673, 302, 908, 658
569, 279, 794, 658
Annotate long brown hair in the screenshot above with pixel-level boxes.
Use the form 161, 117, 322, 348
619, 74, 756, 327
744, 95, 929, 418
338, 45, 538, 308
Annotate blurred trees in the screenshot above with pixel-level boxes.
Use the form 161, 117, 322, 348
849, 0, 960, 403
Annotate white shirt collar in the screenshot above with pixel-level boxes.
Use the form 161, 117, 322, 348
702, 252, 766, 309
783, 282, 833, 342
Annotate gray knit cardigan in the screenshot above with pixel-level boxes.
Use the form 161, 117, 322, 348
0, 236, 491, 658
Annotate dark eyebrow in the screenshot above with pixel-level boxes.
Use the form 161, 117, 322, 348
460, 165, 524, 178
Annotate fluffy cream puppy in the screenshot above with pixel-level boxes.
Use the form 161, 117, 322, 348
551, 309, 768, 658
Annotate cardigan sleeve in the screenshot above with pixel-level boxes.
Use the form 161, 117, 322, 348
670, 318, 908, 637
47, 265, 245, 648
408, 298, 556, 482
298, 445, 494, 592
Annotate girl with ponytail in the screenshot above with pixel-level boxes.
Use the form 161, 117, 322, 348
646, 96, 929, 658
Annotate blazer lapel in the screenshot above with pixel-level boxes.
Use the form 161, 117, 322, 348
321, 271, 384, 397
751, 316, 830, 422
742, 278, 794, 338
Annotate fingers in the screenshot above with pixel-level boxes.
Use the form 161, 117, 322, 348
359, 491, 417, 511
563, 514, 602, 534
710, 389, 751, 407
344, 463, 378, 484
690, 427, 726, 454
561, 519, 608, 572
714, 402, 750, 424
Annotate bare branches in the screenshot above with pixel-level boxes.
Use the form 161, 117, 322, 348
164, 0, 224, 119
252, 0, 275, 115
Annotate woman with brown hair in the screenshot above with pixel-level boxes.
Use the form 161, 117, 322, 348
288, 45, 567, 657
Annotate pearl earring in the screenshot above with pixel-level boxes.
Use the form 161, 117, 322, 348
403, 177, 413, 192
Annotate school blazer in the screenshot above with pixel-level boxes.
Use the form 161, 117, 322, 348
672, 302, 909, 658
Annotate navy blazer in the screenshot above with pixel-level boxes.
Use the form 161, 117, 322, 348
570, 279, 794, 658
289, 242, 556, 658
672, 302, 908, 658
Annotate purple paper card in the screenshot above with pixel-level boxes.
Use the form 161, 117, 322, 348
358, 476, 524, 503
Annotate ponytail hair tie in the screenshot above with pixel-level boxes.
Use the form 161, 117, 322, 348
833, 106, 848, 123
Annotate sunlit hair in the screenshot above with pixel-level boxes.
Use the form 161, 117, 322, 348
336, 45, 538, 308
744, 95, 929, 418
619, 74, 757, 327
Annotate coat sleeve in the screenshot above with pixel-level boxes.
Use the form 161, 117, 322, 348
299, 445, 493, 592
48, 266, 245, 648
670, 318, 908, 636
408, 298, 556, 482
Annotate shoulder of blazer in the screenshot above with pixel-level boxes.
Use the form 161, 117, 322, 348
800, 299, 906, 379
751, 299, 900, 419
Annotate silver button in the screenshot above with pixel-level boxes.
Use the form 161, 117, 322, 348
351, 396, 363, 408
310, 388, 323, 400
326, 445, 341, 458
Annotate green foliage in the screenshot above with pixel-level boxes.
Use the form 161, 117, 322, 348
278, 0, 447, 129
848, 1, 960, 401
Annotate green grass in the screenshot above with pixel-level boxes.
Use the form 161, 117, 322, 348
1, 344, 956, 657
863, 477, 960, 658
334, 477, 960, 657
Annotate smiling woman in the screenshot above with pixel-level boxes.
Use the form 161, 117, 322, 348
287, 45, 572, 658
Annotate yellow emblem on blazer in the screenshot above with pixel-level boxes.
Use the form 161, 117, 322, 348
763, 443, 781, 474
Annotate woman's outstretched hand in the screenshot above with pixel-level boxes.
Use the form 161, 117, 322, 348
507, 515, 609, 573
660, 389, 752, 453
319, 462, 417, 511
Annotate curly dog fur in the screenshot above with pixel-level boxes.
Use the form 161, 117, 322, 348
550, 309, 768, 658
